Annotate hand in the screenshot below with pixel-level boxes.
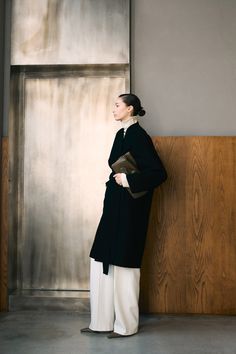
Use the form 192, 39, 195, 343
114, 173, 123, 186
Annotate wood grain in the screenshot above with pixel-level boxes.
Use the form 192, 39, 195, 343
1, 136, 236, 313
0, 137, 9, 311
140, 137, 236, 314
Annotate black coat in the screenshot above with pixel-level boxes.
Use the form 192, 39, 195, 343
90, 122, 167, 274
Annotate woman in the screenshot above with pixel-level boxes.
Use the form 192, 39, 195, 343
81, 93, 167, 338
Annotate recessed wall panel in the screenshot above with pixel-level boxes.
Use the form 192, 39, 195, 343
11, 0, 129, 65
21, 74, 125, 290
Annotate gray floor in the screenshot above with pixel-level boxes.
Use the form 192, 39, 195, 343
0, 312, 236, 354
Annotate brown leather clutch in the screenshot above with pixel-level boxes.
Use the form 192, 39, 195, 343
111, 152, 147, 199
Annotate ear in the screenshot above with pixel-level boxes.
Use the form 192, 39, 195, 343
127, 105, 134, 114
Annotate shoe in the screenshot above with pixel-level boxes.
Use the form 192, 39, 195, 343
80, 327, 98, 334
107, 331, 136, 339
80, 327, 112, 334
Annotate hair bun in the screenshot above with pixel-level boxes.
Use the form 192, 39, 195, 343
138, 108, 146, 117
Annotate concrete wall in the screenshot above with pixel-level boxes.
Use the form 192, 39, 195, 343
131, 0, 236, 136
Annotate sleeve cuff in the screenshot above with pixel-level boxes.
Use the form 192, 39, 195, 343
121, 173, 130, 188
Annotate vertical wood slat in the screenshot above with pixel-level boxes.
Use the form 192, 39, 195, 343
0, 137, 9, 311
140, 137, 236, 314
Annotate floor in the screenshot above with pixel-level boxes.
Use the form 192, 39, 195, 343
0, 312, 236, 354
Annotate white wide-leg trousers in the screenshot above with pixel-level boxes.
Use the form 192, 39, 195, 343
89, 258, 140, 335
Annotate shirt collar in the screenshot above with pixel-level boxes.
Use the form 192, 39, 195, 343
121, 116, 138, 132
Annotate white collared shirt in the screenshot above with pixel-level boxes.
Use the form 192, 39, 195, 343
120, 116, 138, 188
121, 116, 138, 137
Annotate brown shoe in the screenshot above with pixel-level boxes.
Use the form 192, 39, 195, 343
81, 327, 112, 334
107, 331, 136, 339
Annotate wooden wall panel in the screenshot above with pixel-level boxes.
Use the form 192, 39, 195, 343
1, 136, 236, 313
0, 137, 9, 311
140, 137, 236, 314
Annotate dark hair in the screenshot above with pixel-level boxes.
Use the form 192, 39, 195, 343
119, 93, 146, 117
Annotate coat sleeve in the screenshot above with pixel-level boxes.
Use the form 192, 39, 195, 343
126, 132, 167, 193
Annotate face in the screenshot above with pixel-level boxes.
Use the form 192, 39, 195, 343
112, 97, 133, 121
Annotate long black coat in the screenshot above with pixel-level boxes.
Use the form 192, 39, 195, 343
90, 122, 167, 274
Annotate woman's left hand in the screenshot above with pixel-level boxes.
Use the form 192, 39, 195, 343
114, 173, 123, 186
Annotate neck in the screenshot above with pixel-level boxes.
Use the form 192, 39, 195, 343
121, 116, 138, 130
122, 116, 133, 123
